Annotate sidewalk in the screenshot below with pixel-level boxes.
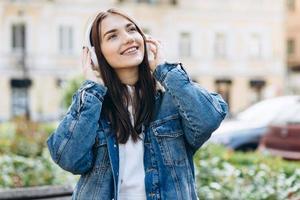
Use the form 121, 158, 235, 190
0, 185, 73, 200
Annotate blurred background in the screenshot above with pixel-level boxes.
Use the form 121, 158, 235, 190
0, 0, 299, 119
0, 0, 300, 199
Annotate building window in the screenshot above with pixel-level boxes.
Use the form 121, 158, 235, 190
249, 79, 266, 103
249, 34, 262, 59
287, 39, 295, 55
11, 23, 26, 52
215, 79, 232, 110
10, 79, 32, 119
56, 78, 66, 88
136, 0, 157, 4
170, 0, 177, 5
214, 32, 227, 58
287, 0, 296, 11
59, 25, 74, 54
179, 32, 191, 57
133, 0, 176, 5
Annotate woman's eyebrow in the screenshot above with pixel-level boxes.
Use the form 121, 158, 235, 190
103, 29, 117, 38
103, 23, 135, 38
126, 23, 135, 28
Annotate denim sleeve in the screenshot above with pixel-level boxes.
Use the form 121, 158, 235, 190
47, 80, 107, 174
153, 62, 228, 150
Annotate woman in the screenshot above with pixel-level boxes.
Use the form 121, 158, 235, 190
47, 8, 228, 200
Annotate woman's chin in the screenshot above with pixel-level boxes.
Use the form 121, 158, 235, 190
122, 59, 143, 68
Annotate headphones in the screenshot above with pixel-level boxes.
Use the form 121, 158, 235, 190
84, 15, 99, 68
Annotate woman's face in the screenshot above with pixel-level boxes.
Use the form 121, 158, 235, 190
100, 14, 145, 70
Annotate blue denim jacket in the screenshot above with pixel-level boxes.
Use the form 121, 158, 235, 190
47, 62, 228, 200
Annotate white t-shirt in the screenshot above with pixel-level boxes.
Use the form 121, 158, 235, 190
118, 85, 146, 200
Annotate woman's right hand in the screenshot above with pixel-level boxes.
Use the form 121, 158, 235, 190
82, 47, 104, 85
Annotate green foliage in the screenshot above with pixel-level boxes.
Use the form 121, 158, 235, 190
0, 118, 55, 157
0, 122, 15, 154
61, 75, 84, 109
0, 119, 76, 189
0, 149, 78, 188
194, 144, 300, 200
1, 119, 300, 199
0, 75, 85, 188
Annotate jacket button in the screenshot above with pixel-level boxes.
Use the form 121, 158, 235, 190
114, 144, 117, 148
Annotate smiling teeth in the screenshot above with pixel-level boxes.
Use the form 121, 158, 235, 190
124, 47, 137, 54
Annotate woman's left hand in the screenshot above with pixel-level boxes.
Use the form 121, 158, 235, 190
146, 37, 166, 72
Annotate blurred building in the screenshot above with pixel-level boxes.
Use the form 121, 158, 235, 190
286, 0, 300, 93
0, 0, 286, 121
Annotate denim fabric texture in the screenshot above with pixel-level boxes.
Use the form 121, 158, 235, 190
47, 62, 228, 200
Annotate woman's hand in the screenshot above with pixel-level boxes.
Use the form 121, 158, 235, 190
81, 47, 104, 85
145, 36, 166, 72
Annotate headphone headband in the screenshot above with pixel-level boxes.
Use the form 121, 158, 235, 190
84, 14, 99, 67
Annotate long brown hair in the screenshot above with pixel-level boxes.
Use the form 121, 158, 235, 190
90, 9, 156, 144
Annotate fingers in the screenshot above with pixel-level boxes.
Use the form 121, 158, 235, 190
82, 47, 88, 60
81, 47, 104, 85
87, 49, 92, 65
145, 39, 161, 51
144, 36, 166, 71
145, 38, 161, 44
82, 47, 87, 68
146, 38, 162, 49
82, 47, 93, 69
145, 36, 162, 46
145, 38, 163, 61
147, 42, 157, 56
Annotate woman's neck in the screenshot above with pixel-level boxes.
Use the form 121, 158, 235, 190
115, 67, 139, 86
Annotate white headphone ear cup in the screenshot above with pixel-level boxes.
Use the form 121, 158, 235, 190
90, 47, 99, 67
84, 15, 99, 68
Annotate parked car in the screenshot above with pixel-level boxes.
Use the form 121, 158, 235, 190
208, 95, 300, 151
258, 104, 300, 160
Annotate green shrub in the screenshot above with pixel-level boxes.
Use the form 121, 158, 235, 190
61, 75, 84, 109
194, 144, 300, 200
0, 122, 16, 154
1, 120, 300, 199
0, 149, 78, 188
0, 118, 56, 157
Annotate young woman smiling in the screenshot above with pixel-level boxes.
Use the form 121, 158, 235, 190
47, 8, 228, 200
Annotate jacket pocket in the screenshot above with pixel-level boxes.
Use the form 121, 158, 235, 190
152, 114, 187, 166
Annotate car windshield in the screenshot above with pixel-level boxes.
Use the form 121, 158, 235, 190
237, 97, 299, 124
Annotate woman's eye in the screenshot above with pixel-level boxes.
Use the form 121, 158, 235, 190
108, 34, 117, 40
129, 27, 137, 32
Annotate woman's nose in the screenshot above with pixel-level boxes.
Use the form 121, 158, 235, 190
122, 32, 134, 44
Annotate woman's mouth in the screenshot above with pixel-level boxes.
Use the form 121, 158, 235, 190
121, 46, 139, 55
